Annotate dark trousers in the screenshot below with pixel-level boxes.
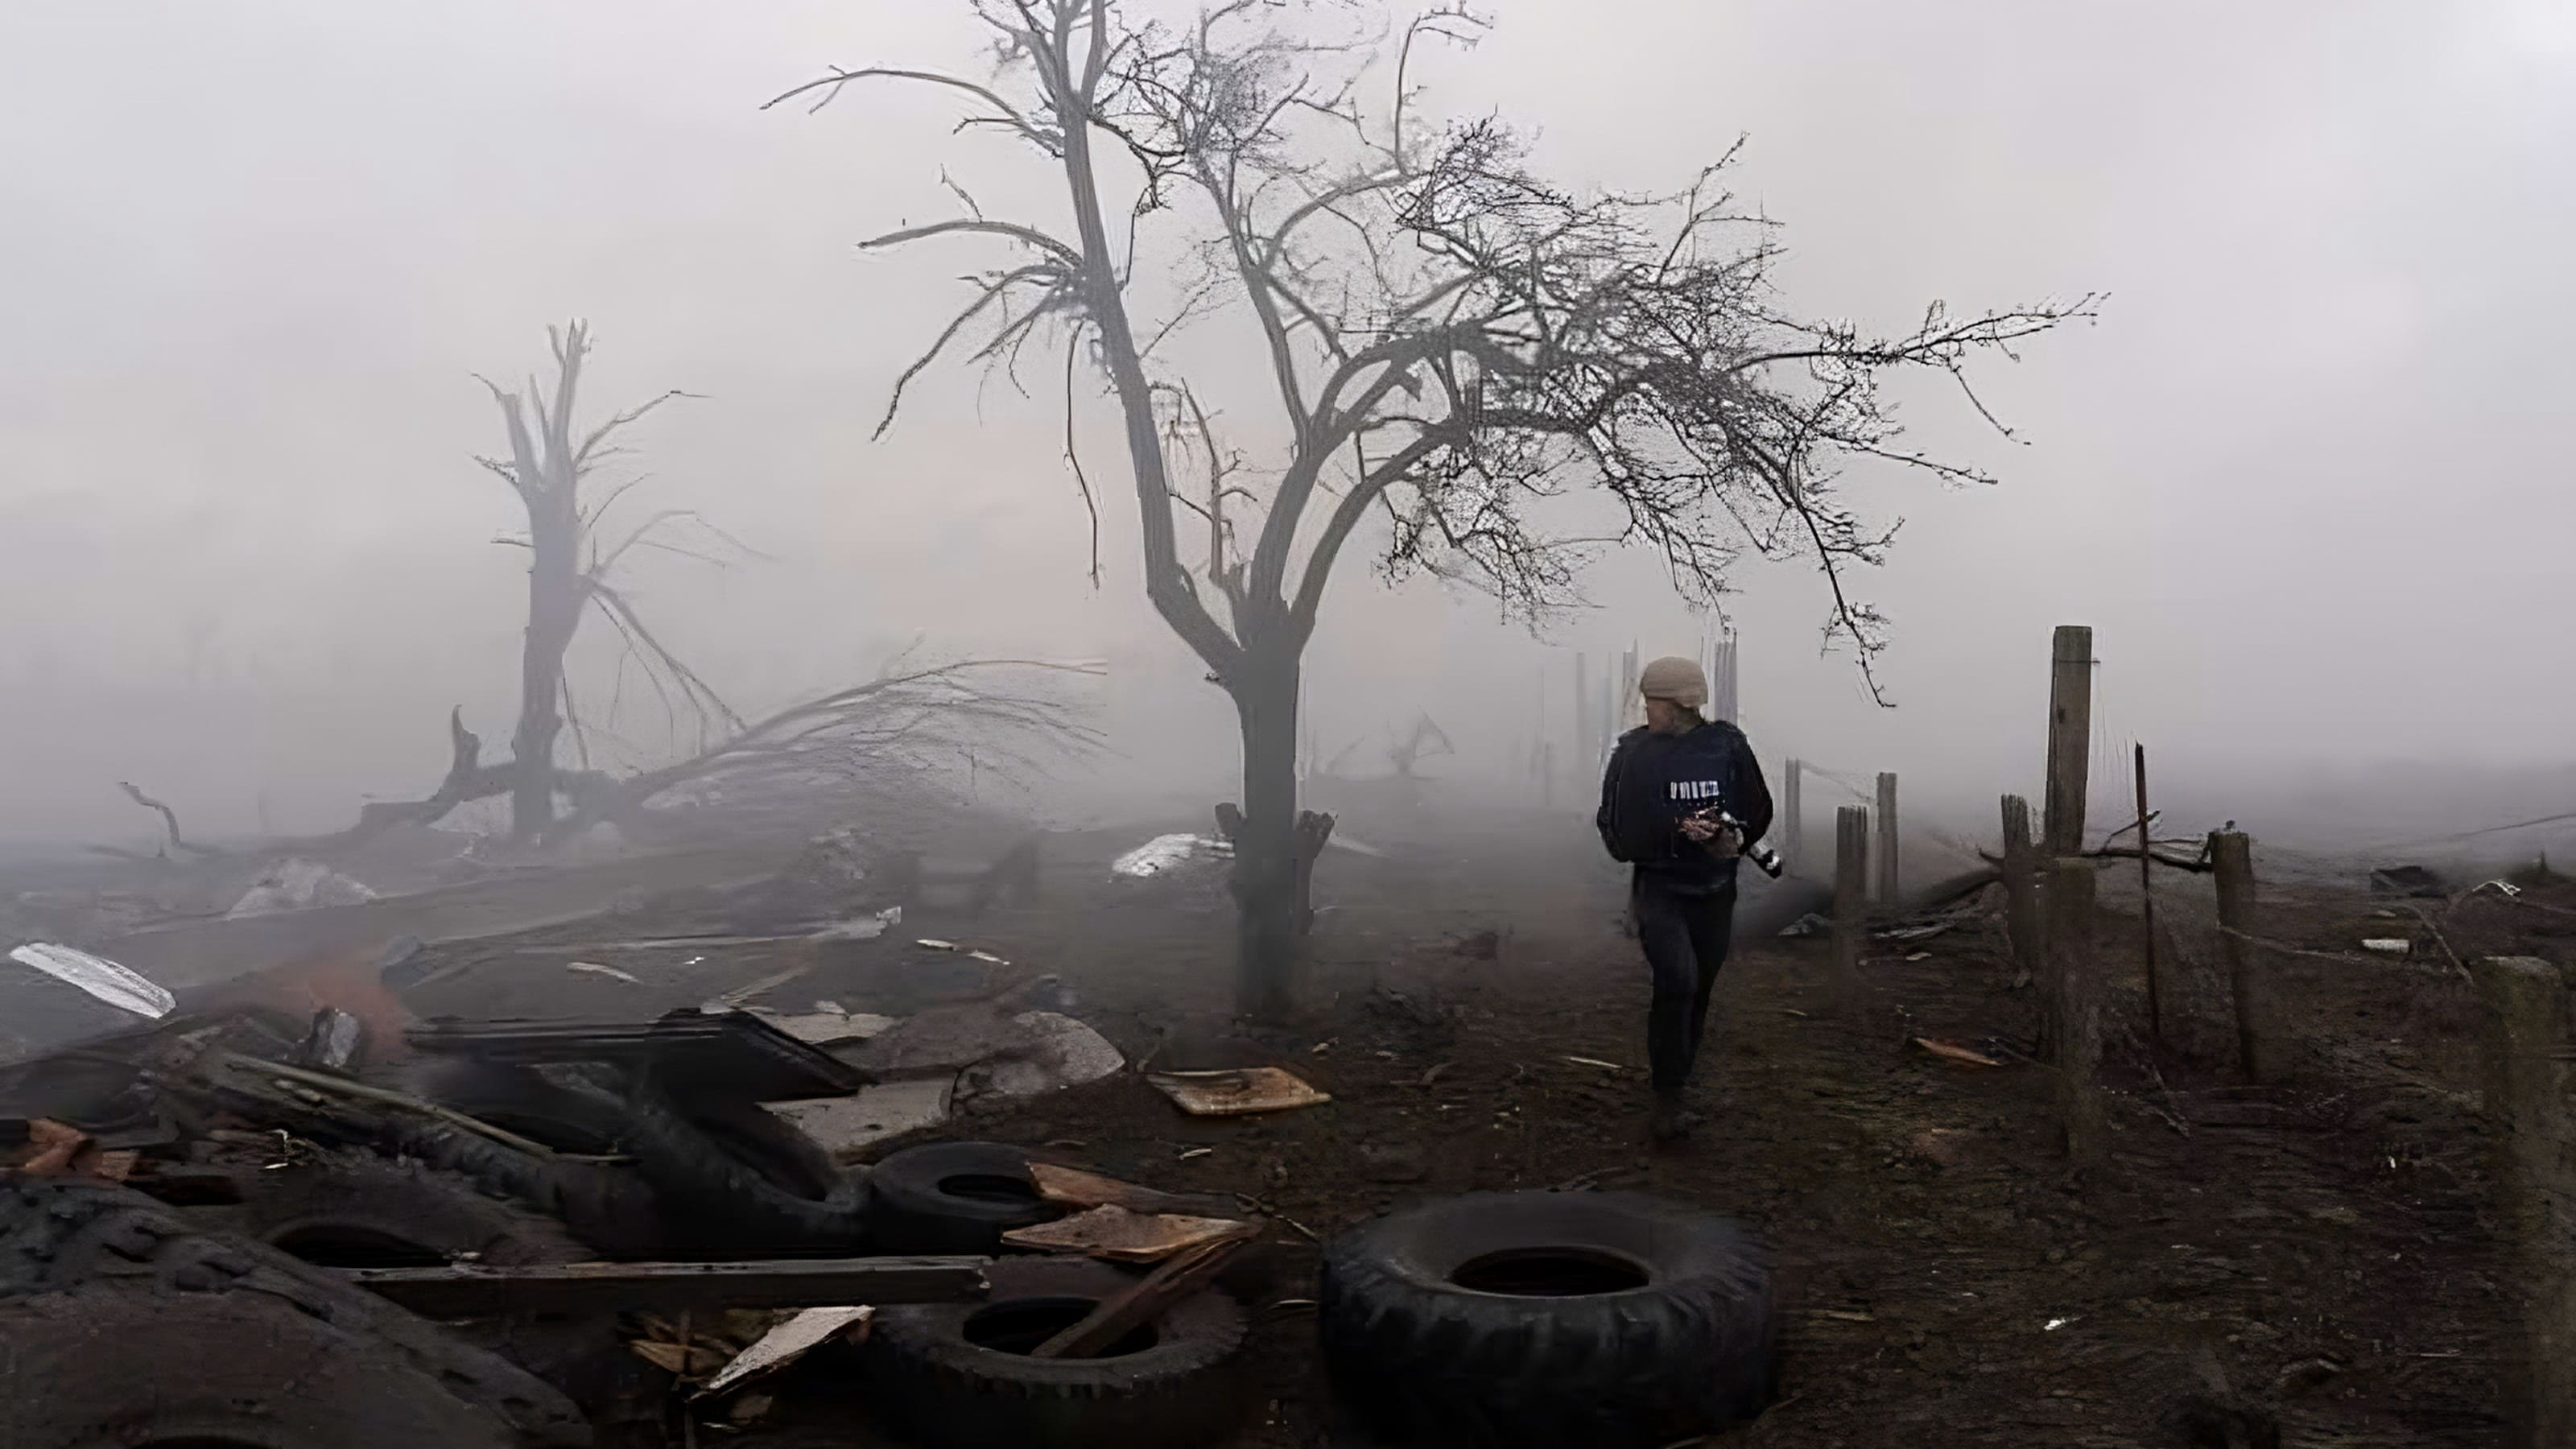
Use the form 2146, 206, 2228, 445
1633, 876, 1736, 1100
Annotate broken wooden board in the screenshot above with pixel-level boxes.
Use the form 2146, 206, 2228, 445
1001, 1204, 1259, 1263
1909, 1037, 2005, 1068
1146, 1066, 1331, 1117
699, 1305, 874, 1397
1030, 1237, 1245, 1359
1027, 1162, 1226, 1216
347, 1255, 989, 1319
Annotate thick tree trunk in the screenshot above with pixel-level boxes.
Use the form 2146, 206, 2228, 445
510, 515, 580, 842
1229, 650, 1302, 1021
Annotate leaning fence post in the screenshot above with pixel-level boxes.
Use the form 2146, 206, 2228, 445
1874, 771, 1900, 904
2001, 795, 2046, 1038
2210, 830, 2267, 1080
2046, 859, 2103, 1162
2475, 956, 2576, 1448
1832, 806, 1868, 1009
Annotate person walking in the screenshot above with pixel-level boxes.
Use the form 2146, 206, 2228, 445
1595, 656, 1773, 1142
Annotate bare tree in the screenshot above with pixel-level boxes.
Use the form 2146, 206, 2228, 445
474, 321, 740, 840
775, 1, 2092, 1016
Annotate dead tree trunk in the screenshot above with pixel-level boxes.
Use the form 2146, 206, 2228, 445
512, 496, 581, 841
1230, 650, 1303, 1021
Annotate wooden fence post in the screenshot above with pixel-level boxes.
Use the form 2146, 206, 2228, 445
1781, 760, 1803, 873
2133, 744, 2161, 1049
1875, 771, 1900, 903
2210, 830, 2266, 1080
1833, 806, 1868, 1009
2043, 625, 2094, 856
2475, 956, 2576, 1448
2047, 858, 2103, 1162
2001, 795, 2046, 1034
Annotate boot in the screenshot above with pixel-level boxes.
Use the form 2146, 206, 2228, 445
1649, 1096, 1699, 1144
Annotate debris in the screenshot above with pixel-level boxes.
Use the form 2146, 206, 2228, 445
749, 1008, 898, 1047
1030, 1236, 1248, 1359
1905, 952, 1931, 962
631, 1338, 728, 1377
1001, 1203, 1259, 1262
1111, 832, 1230, 879
2368, 865, 2446, 898
1028, 1162, 1225, 1216
810, 906, 902, 942
2043, 1316, 2075, 1331
715, 965, 814, 1009
349, 1254, 992, 1318
293, 1007, 368, 1072
968, 950, 1011, 966
766, 1080, 955, 1163
566, 961, 642, 985
1778, 912, 1831, 938
698, 1305, 875, 1397
1178, 1147, 1214, 1161
728, 1393, 775, 1423
6, 943, 175, 1019
1146, 1067, 1331, 1117
225, 858, 379, 918
1563, 1055, 1624, 1071
407, 1009, 865, 1102
2360, 939, 2413, 956
1910, 1038, 2005, 1069
915, 939, 959, 952
954, 1012, 1125, 1100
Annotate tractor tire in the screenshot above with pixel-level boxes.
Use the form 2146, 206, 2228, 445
1318, 1190, 1775, 1447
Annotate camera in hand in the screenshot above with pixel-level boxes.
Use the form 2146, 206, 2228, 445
1686, 805, 1784, 878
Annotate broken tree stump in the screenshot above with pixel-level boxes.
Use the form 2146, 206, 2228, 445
2046, 859, 2103, 1162
2210, 829, 2268, 1081
2474, 956, 2576, 1449
1832, 806, 1868, 1010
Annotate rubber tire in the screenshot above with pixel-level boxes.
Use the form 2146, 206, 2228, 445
226, 1148, 593, 1268
1317, 1190, 1776, 1447
213, 1149, 658, 1423
866, 1141, 1062, 1254
0, 1176, 588, 1448
861, 1255, 1251, 1449
417, 1060, 870, 1255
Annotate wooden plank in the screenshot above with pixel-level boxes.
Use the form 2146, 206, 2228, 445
1832, 806, 1869, 1010
346, 1255, 989, 1319
2211, 830, 2264, 1080
2047, 859, 2104, 1162
1030, 1238, 1244, 1360
1874, 771, 1901, 902
2134, 744, 2161, 1049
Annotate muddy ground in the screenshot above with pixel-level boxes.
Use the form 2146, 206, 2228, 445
398, 797, 2574, 1447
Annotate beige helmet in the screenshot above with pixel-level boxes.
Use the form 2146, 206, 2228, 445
1638, 656, 1708, 710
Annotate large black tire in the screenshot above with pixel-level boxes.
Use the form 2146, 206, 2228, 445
415, 1061, 870, 1254
867, 1141, 1062, 1254
861, 1255, 1251, 1449
0, 1175, 589, 1448
225, 1148, 593, 1268
1318, 1190, 1776, 1447
216, 1150, 661, 1424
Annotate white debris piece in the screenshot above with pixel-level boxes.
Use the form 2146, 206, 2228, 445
566, 961, 642, 985
766, 1080, 953, 1162
751, 1008, 898, 1046
699, 1307, 874, 1397
810, 906, 902, 942
1112, 833, 1231, 879
957, 1011, 1126, 1100
1326, 832, 1389, 858
226, 859, 379, 918
6, 944, 175, 1020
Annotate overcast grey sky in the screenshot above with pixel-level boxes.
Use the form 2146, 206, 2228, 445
0, 1, 2568, 844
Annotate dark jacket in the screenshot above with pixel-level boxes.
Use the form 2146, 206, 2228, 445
1596, 719, 1773, 895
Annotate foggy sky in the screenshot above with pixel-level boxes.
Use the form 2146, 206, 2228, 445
1, 1, 2570, 846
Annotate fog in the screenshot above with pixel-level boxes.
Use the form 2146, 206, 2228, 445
2, 1, 2570, 857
